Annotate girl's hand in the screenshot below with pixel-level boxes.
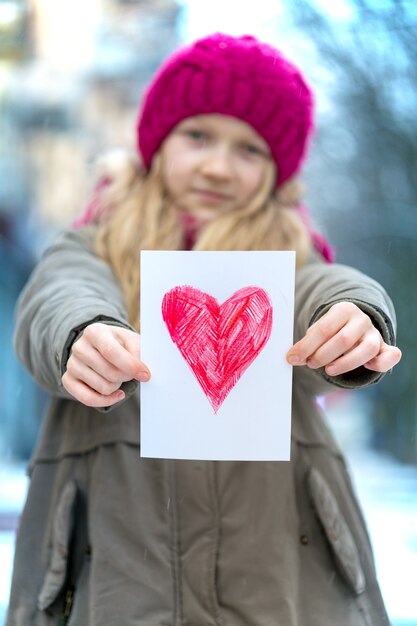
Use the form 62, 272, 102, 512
62, 323, 151, 407
286, 302, 401, 376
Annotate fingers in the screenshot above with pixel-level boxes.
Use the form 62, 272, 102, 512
364, 345, 402, 372
323, 328, 382, 376
286, 302, 401, 376
82, 324, 150, 382
70, 336, 134, 385
62, 371, 125, 408
62, 323, 151, 407
287, 303, 348, 365
287, 302, 365, 366
305, 315, 376, 371
65, 353, 122, 396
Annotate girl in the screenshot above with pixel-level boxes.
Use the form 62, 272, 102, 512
7, 33, 401, 626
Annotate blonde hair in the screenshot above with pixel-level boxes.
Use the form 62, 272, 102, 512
94, 150, 311, 331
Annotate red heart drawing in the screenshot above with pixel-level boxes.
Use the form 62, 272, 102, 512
162, 285, 273, 412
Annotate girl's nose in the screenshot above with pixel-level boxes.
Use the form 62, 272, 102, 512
200, 145, 234, 179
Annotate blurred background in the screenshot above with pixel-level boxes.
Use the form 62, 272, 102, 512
0, 0, 416, 624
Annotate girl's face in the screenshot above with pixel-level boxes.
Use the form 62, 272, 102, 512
159, 114, 276, 227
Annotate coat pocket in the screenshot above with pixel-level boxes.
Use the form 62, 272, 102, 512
307, 467, 366, 596
38, 479, 88, 619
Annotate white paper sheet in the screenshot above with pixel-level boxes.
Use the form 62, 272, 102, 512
140, 251, 295, 461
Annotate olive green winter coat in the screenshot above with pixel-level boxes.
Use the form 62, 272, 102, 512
7, 227, 396, 626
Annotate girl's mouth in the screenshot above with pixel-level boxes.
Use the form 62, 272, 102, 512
192, 188, 232, 203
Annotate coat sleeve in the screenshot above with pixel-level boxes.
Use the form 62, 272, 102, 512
13, 227, 136, 398
293, 253, 397, 396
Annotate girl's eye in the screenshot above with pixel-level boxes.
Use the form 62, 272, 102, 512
185, 129, 208, 141
242, 143, 264, 156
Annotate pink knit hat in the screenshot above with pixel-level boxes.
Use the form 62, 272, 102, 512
137, 33, 314, 187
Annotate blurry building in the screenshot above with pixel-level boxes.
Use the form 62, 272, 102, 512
5, 0, 181, 230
